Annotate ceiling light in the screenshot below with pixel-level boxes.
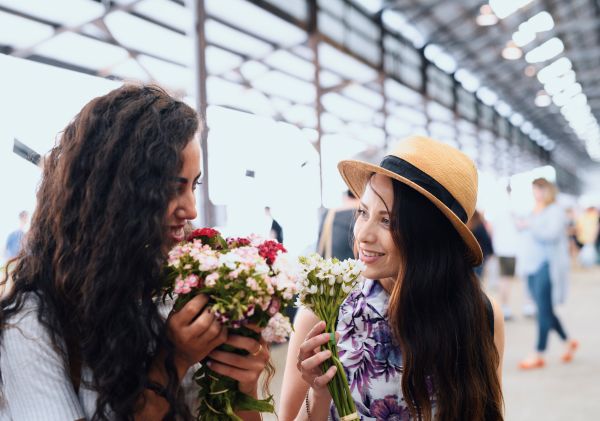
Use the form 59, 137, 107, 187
525, 37, 564, 63
537, 57, 572, 84
528, 11, 554, 31
513, 30, 535, 47
455, 68, 481, 92
524, 65, 537, 77
512, 12, 554, 47
510, 112, 524, 126
543, 70, 576, 95
562, 92, 588, 109
502, 41, 522, 60
535, 90, 552, 107
476, 86, 498, 106
495, 100, 512, 116
551, 83, 582, 107
476, 5, 498, 26
424, 44, 457, 74
521, 121, 533, 134
490, 0, 534, 19
382, 10, 426, 48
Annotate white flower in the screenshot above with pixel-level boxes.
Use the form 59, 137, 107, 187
219, 251, 240, 270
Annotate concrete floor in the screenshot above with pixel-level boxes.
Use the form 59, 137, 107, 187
262, 265, 600, 420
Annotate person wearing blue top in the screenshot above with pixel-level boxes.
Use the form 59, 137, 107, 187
3, 211, 28, 262
517, 178, 578, 370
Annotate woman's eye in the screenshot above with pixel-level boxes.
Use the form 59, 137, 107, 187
357, 209, 367, 217
382, 218, 390, 225
192, 180, 202, 191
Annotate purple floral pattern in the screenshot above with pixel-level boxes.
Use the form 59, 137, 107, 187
330, 280, 436, 420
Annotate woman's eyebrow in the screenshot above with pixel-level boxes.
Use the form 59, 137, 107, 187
175, 177, 188, 184
359, 202, 389, 214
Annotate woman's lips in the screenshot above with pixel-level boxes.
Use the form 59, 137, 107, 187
359, 249, 385, 264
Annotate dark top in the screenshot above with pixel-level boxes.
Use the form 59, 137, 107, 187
270, 219, 283, 244
317, 208, 355, 261
472, 223, 494, 260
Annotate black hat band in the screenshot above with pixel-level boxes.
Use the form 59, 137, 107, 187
380, 155, 468, 223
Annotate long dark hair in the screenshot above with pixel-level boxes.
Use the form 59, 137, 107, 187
1, 85, 199, 420
374, 178, 503, 421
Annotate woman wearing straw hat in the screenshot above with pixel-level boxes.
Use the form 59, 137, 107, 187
281, 136, 505, 421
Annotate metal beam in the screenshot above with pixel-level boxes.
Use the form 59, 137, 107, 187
192, 0, 215, 227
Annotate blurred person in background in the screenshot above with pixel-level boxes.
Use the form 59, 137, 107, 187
3, 211, 29, 263
316, 189, 359, 261
488, 184, 520, 320
575, 206, 599, 267
596, 209, 600, 264
467, 210, 494, 279
565, 207, 583, 266
517, 178, 577, 370
0, 85, 268, 420
265, 206, 283, 244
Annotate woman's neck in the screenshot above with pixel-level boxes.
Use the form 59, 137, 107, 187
379, 277, 395, 293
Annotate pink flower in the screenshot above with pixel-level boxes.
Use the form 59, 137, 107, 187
246, 278, 259, 291
205, 272, 219, 287
261, 312, 292, 343
267, 298, 281, 316
185, 274, 200, 288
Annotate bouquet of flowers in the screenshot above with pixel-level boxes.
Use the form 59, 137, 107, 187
164, 228, 297, 421
296, 254, 365, 421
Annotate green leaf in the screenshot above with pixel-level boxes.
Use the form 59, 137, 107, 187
233, 392, 275, 412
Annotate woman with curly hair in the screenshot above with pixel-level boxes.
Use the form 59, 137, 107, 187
0, 85, 269, 420
281, 136, 504, 421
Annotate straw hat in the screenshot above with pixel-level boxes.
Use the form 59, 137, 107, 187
338, 135, 483, 266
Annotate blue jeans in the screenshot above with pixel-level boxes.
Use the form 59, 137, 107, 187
528, 262, 568, 352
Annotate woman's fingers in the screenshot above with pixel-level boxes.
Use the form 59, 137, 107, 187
207, 360, 260, 386
167, 294, 227, 369
305, 320, 327, 340
313, 365, 337, 388
225, 335, 267, 358
299, 331, 332, 360
300, 349, 332, 371
244, 323, 263, 334
208, 349, 264, 370
170, 294, 209, 326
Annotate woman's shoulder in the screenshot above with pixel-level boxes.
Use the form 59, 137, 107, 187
3, 292, 43, 325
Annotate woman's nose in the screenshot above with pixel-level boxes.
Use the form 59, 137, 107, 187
355, 219, 376, 244
176, 192, 197, 221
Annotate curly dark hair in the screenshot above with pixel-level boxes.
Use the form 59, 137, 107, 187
1, 84, 200, 420
369, 177, 503, 421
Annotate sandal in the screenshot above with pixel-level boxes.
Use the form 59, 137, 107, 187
561, 340, 579, 363
518, 357, 545, 370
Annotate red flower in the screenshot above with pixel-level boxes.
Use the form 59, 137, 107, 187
227, 237, 252, 248
258, 240, 286, 265
187, 227, 220, 241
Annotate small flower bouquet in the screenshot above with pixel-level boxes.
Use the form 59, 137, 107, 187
296, 254, 365, 421
164, 228, 297, 421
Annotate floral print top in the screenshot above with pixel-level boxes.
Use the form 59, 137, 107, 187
330, 279, 436, 421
